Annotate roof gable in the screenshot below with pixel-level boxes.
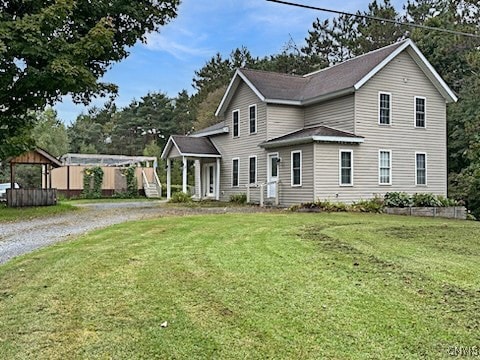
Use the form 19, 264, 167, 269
215, 39, 457, 117
9, 148, 62, 167
161, 135, 221, 159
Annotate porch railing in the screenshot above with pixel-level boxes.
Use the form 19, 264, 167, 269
154, 170, 162, 198
245, 180, 279, 207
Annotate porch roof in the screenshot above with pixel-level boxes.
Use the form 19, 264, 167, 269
9, 148, 62, 167
260, 125, 364, 148
161, 135, 221, 159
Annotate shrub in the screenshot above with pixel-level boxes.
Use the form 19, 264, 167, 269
412, 193, 442, 207
82, 166, 104, 198
161, 184, 183, 196
230, 193, 247, 204
436, 195, 458, 207
169, 191, 192, 203
290, 200, 348, 212
351, 196, 384, 213
384, 192, 412, 207
123, 166, 138, 197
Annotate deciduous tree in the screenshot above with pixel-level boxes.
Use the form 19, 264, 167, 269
0, 0, 180, 159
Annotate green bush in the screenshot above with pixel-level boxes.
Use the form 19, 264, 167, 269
124, 166, 138, 197
169, 191, 192, 203
351, 196, 384, 213
412, 193, 442, 207
290, 200, 348, 212
436, 195, 458, 207
161, 184, 183, 196
82, 166, 104, 199
230, 193, 247, 204
384, 192, 412, 208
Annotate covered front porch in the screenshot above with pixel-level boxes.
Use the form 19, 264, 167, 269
161, 135, 222, 200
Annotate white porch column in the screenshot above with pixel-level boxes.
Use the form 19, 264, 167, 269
166, 158, 171, 200
182, 156, 188, 194
215, 157, 220, 201
195, 159, 202, 200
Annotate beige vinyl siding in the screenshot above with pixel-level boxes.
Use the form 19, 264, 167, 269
168, 145, 181, 158
304, 95, 355, 132
274, 143, 314, 206
266, 104, 304, 140
211, 81, 267, 203
350, 49, 447, 198
314, 143, 367, 202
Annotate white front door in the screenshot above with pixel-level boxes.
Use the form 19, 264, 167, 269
267, 153, 279, 198
204, 164, 215, 197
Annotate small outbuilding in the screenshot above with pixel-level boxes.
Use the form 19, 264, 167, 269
7, 148, 62, 207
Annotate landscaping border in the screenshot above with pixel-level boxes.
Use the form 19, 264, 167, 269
384, 206, 467, 220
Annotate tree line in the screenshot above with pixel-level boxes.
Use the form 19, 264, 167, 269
1, 0, 479, 216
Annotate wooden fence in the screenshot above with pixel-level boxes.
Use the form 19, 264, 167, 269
7, 189, 57, 207
47, 166, 155, 191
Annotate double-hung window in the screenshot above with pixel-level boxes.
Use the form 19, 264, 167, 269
379, 150, 392, 185
339, 150, 353, 186
291, 151, 302, 186
379, 92, 391, 125
249, 105, 257, 134
415, 97, 426, 128
232, 158, 239, 187
232, 110, 239, 137
249, 156, 257, 184
416, 153, 427, 185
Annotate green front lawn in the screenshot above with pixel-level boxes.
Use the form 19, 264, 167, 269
0, 202, 78, 223
0, 213, 479, 359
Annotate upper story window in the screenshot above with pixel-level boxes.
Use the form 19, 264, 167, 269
415, 97, 426, 128
339, 150, 353, 186
416, 152, 427, 185
379, 92, 391, 125
291, 150, 302, 187
232, 110, 239, 137
249, 156, 257, 184
249, 105, 257, 134
232, 158, 239, 187
379, 150, 392, 185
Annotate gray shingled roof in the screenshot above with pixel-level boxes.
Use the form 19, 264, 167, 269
192, 121, 227, 136
171, 135, 220, 156
260, 125, 364, 148
241, 40, 406, 102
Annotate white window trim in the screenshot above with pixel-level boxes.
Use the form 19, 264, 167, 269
248, 155, 257, 184
291, 150, 302, 187
378, 149, 392, 185
414, 96, 427, 128
248, 104, 257, 135
415, 152, 428, 186
232, 157, 240, 187
232, 109, 240, 138
378, 91, 392, 126
267, 152, 279, 181
339, 149, 353, 186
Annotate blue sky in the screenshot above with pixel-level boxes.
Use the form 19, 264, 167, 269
55, 0, 405, 123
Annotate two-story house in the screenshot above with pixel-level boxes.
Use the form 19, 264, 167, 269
161, 39, 457, 206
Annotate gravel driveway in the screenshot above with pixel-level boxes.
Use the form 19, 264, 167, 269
0, 201, 273, 264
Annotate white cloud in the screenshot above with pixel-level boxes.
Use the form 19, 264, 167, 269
143, 32, 213, 60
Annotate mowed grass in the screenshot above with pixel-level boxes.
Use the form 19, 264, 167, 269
0, 202, 78, 223
0, 213, 479, 359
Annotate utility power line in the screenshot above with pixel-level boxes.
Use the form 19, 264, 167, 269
266, 0, 480, 39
